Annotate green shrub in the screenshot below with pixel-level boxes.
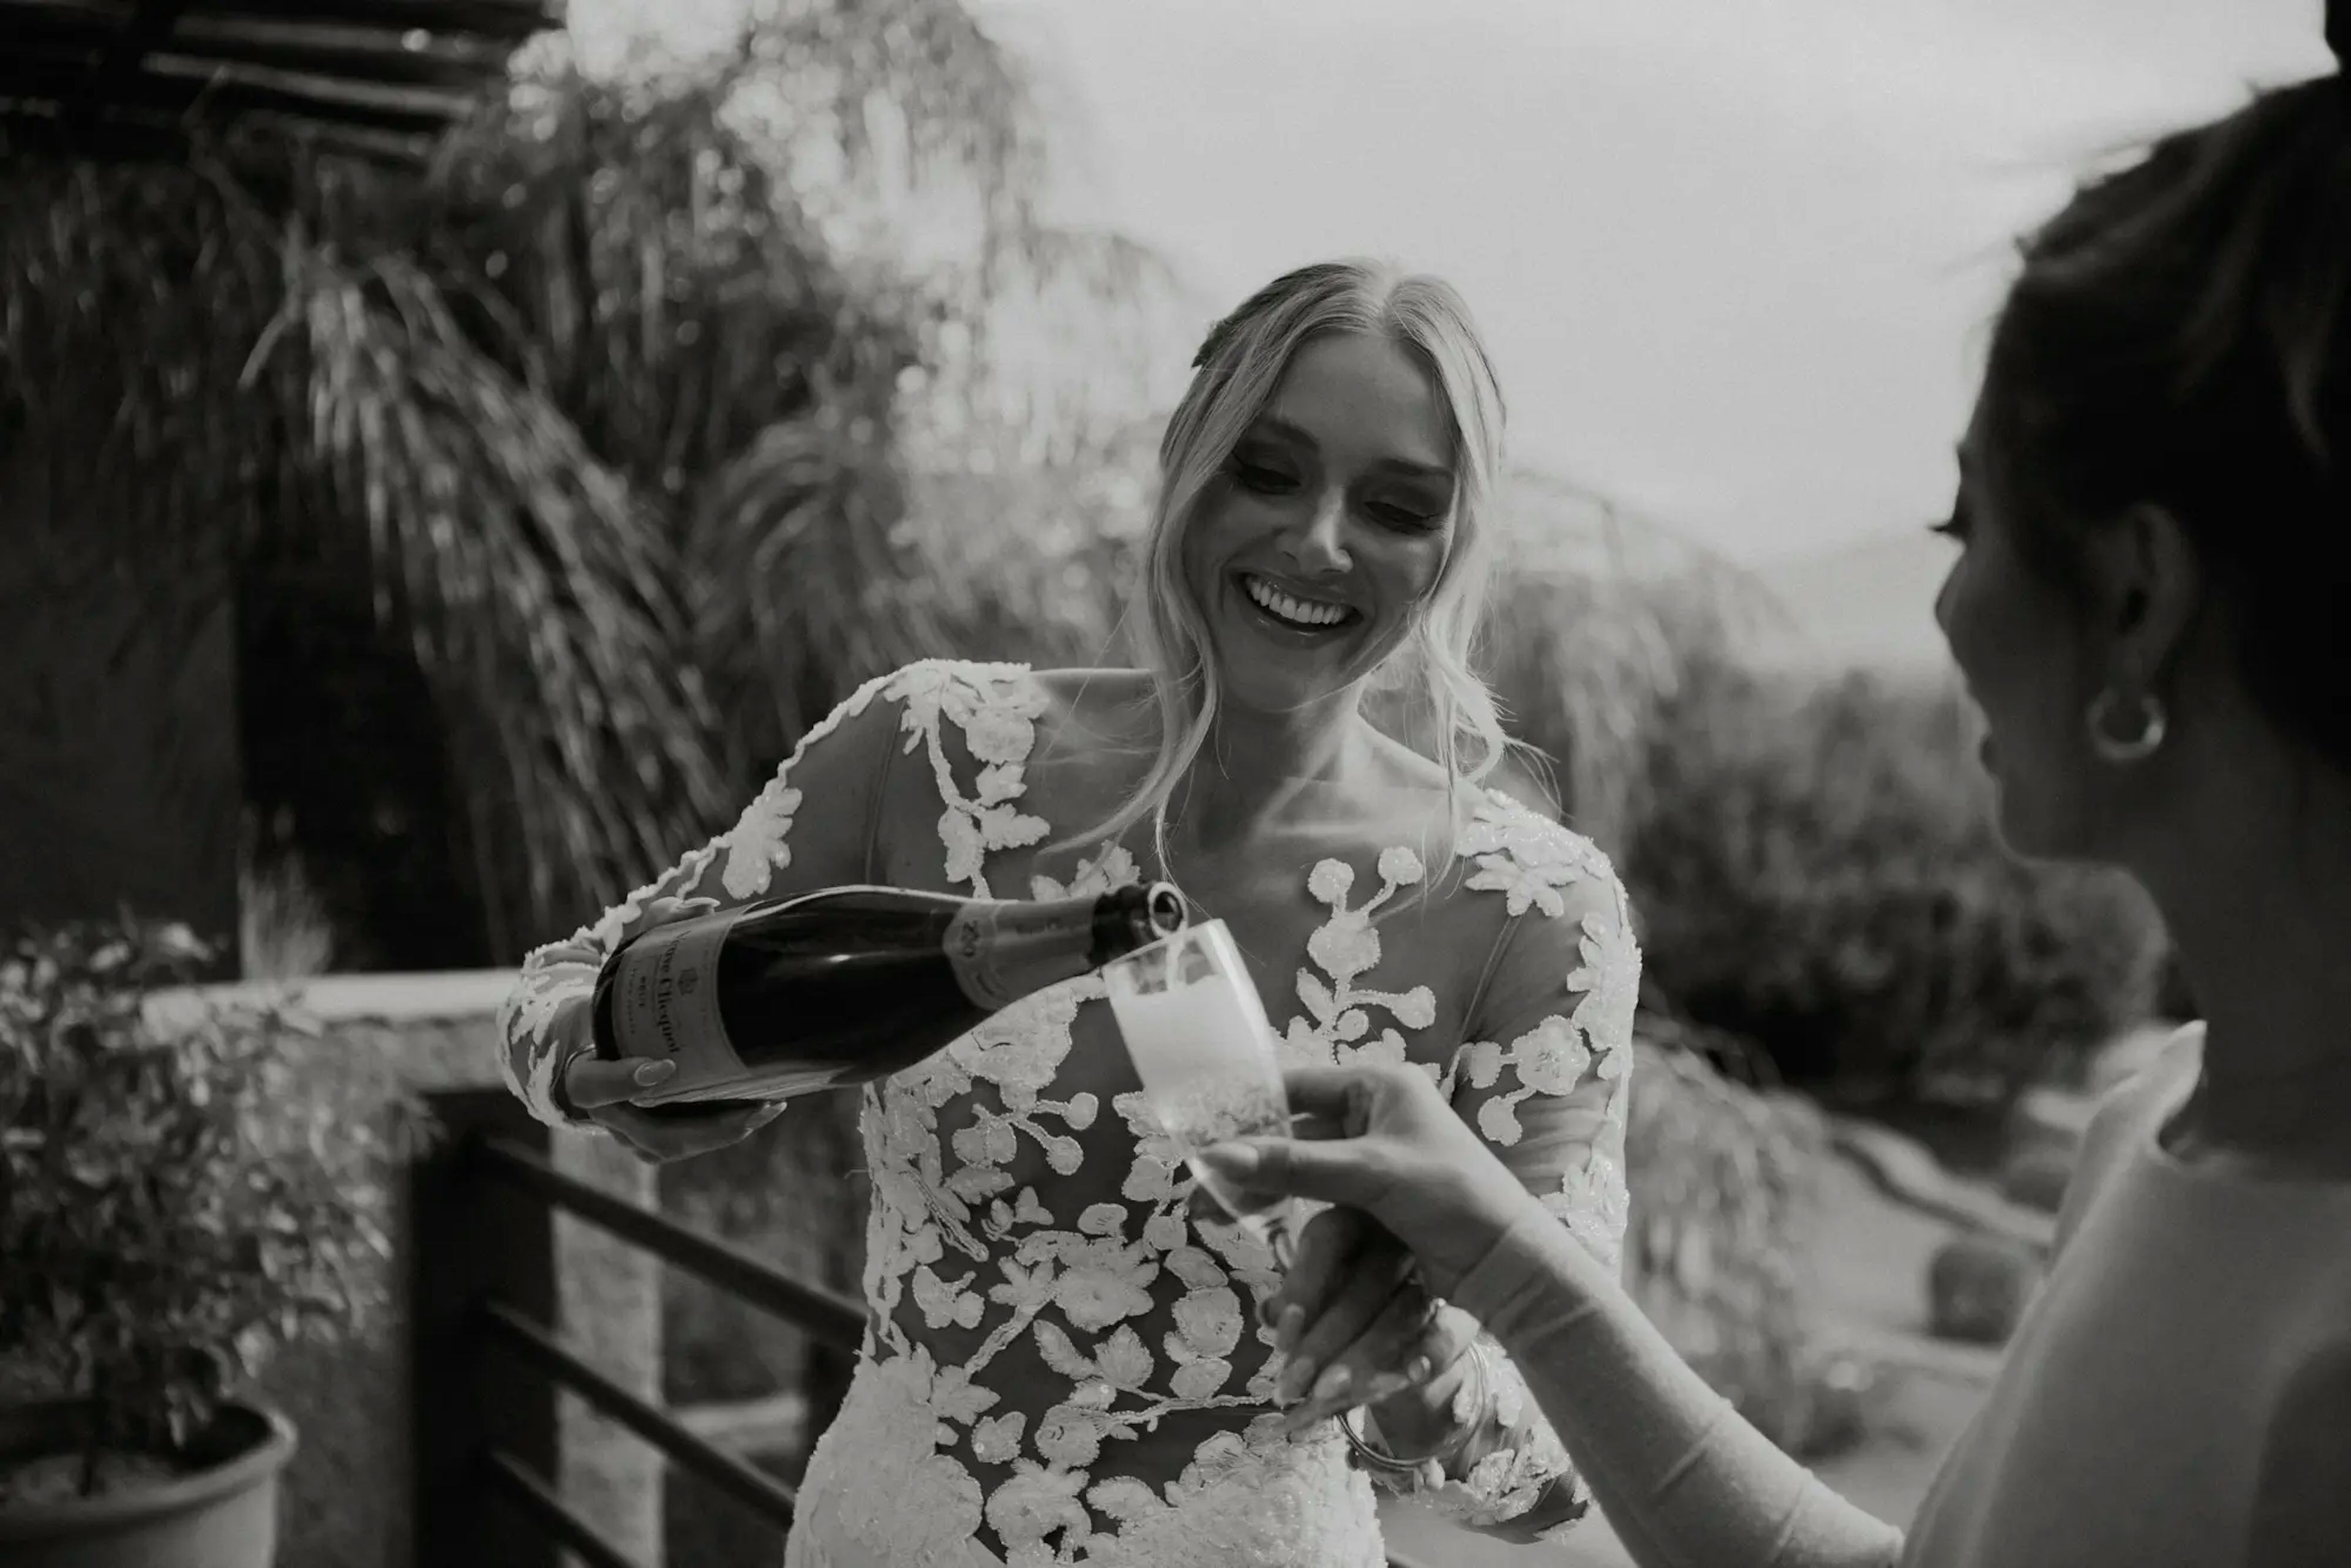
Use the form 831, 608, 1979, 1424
1622, 652, 2165, 1106
0, 917, 425, 1496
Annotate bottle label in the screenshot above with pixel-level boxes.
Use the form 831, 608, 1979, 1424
610, 910, 748, 1090
943, 902, 1016, 1011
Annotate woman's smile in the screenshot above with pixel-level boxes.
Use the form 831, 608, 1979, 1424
1234, 570, 1364, 637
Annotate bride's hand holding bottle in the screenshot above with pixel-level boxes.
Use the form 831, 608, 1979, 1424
560, 1054, 786, 1163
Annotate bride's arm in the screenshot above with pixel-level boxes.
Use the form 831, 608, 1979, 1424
1323, 837, 1638, 1542
495, 666, 917, 1128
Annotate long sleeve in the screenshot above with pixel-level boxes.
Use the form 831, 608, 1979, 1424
1449, 1207, 1905, 1568
1382, 820, 1640, 1542
494, 666, 915, 1128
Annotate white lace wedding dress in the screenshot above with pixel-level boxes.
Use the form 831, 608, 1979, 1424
498, 661, 1640, 1567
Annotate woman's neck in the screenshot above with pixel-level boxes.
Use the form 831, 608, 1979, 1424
1175, 691, 1370, 853
2138, 751, 2351, 1157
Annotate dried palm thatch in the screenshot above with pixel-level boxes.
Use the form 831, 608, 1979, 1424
1, 6, 1194, 958
1, 152, 734, 953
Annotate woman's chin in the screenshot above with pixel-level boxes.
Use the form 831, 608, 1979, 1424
1207, 612, 1379, 709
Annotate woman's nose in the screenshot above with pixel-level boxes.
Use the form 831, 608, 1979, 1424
1284, 487, 1351, 574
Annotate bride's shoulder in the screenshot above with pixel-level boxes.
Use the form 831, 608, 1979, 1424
1445, 779, 1628, 925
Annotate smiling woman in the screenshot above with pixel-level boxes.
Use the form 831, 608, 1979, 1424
499, 257, 1643, 1567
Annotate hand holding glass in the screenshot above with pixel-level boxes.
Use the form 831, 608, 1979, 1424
1104, 919, 1297, 1265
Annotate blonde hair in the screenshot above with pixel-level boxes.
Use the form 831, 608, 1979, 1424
1070, 259, 1521, 874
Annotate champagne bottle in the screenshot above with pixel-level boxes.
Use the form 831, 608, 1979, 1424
588, 882, 1187, 1116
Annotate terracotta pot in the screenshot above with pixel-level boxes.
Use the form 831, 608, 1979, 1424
0, 1398, 296, 1568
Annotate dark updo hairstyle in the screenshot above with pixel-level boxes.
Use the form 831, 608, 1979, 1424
1977, 14, 2351, 770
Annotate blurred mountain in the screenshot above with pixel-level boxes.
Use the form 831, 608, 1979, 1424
1750, 526, 1956, 676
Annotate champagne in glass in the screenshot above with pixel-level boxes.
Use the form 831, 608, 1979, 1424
1104, 919, 1297, 1262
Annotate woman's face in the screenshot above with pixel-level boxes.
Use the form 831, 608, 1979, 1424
1933, 405, 2105, 860
1182, 331, 1459, 718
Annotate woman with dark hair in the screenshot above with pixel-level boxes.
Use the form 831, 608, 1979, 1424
1200, 15, 2351, 1567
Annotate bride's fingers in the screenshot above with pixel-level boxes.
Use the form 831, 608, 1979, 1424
1270, 1207, 1373, 1348
1274, 1277, 1444, 1433
1275, 1243, 1415, 1407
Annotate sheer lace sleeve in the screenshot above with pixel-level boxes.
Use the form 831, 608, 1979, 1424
494, 665, 917, 1128
1391, 800, 1639, 1542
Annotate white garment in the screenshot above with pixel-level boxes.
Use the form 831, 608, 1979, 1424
1902, 1026, 2351, 1567
498, 661, 1641, 1566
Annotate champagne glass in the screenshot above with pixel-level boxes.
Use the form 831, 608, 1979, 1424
1104, 918, 1297, 1265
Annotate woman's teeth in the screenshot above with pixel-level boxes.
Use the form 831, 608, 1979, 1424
1242, 574, 1353, 630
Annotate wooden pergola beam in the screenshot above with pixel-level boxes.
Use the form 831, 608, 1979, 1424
2, 7, 511, 91
1, 53, 466, 138
66, 0, 195, 140
0, 0, 558, 163
169, 0, 555, 44
0, 102, 436, 166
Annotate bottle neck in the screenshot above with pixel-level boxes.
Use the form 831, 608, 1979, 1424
942, 894, 1116, 1011
943, 887, 1183, 1012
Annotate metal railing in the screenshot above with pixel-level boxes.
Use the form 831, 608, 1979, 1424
410, 1088, 1427, 1568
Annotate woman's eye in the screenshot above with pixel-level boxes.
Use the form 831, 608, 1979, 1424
1370, 499, 1444, 531
1231, 461, 1298, 494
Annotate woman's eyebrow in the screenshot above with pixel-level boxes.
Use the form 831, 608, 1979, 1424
1254, 416, 1453, 481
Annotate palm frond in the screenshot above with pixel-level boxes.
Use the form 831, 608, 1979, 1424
256, 239, 731, 930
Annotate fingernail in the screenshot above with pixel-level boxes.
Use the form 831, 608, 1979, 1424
1405, 1355, 1434, 1384
1309, 1364, 1351, 1405
633, 1060, 675, 1086
1275, 1305, 1304, 1353
1362, 1371, 1415, 1404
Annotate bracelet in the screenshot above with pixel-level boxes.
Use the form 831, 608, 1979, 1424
1339, 1339, 1493, 1474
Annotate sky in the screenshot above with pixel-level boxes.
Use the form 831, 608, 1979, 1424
577, 0, 2334, 565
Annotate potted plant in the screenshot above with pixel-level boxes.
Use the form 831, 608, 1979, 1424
0, 915, 427, 1567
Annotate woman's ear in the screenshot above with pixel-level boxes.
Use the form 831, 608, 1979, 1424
2090, 503, 2204, 689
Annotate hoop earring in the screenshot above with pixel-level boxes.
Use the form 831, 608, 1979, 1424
2086, 687, 2167, 764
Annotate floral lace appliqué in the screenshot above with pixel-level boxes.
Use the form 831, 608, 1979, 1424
1451, 793, 1637, 1279
1283, 847, 1439, 1076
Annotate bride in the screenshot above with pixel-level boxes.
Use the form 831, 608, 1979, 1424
496, 259, 1641, 1566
